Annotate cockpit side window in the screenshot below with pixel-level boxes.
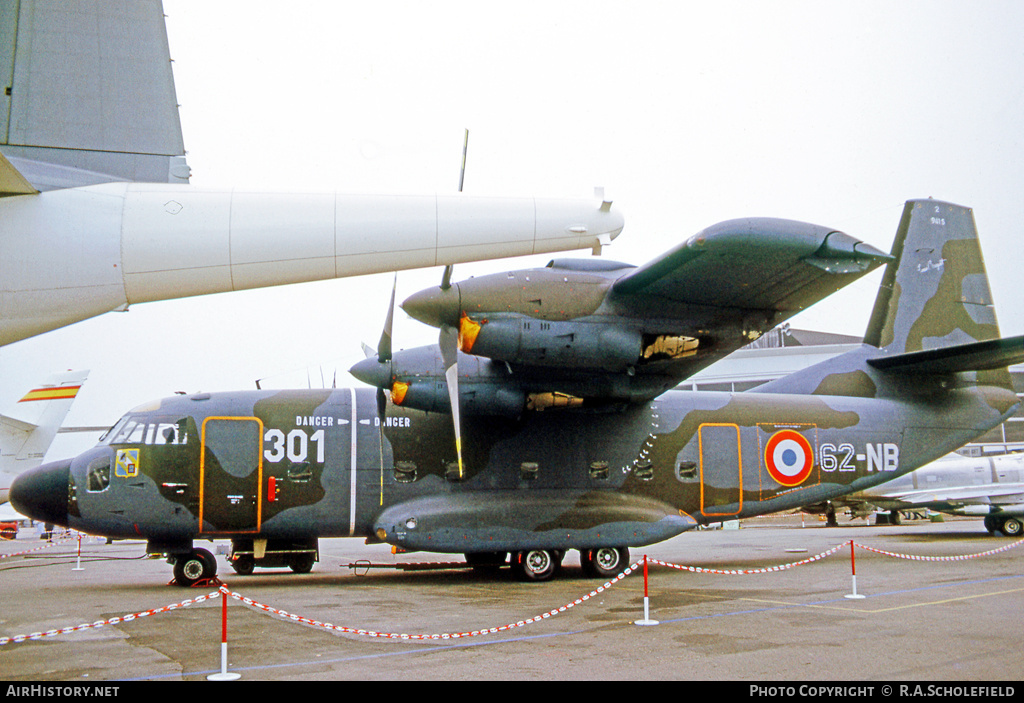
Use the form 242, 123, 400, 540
105, 415, 190, 446
86, 456, 111, 492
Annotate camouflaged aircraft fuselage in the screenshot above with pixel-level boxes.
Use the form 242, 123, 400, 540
11, 199, 1023, 584
24, 375, 1017, 554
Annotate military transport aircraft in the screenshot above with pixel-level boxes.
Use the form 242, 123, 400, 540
0, 0, 622, 347
11, 199, 1024, 585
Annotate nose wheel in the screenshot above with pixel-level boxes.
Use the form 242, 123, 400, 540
172, 548, 218, 587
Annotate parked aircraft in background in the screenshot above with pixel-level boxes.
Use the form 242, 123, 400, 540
0, 1, 623, 347
0, 370, 87, 504
824, 452, 1024, 536
11, 200, 1023, 585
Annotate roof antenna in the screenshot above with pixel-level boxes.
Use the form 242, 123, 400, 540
458, 127, 469, 193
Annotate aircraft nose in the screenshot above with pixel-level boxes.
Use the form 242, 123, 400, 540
349, 357, 393, 389
401, 284, 461, 329
9, 458, 70, 526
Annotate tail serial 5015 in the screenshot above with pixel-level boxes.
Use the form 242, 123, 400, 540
11, 200, 1022, 585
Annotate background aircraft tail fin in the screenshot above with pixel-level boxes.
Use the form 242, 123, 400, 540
0, 0, 190, 191
0, 370, 88, 486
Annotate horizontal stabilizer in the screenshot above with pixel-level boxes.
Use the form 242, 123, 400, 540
867, 335, 1024, 374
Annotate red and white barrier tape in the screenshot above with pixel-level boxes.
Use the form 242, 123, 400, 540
649, 542, 848, 575
0, 589, 221, 646
853, 536, 1024, 561
0, 540, 61, 560
223, 566, 636, 640
0, 532, 81, 560
4, 537, 1023, 646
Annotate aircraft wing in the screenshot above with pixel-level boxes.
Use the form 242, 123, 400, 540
610, 218, 891, 313
0, 0, 190, 191
881, 484, 1024, 506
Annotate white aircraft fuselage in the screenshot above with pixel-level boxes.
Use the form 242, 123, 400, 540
0, 183, 623, 346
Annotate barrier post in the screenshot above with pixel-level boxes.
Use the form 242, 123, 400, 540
635, 554, 659, 626
72, 533, 84, 571
845, 540, 865, 599
208, 587, 241, 681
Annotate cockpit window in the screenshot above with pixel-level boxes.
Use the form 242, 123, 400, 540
86, 456, 111, 492
104, 415, 190, 446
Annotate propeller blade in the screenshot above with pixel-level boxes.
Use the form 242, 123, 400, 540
440, 323, 464, 480
378, 275, 397, 363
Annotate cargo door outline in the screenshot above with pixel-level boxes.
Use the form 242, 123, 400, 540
698, 422, 742, 517
199, 417, 264, 534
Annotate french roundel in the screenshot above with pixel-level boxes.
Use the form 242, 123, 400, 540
764, 430, 814, 487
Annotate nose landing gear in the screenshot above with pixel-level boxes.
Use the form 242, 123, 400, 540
172, 548, 217, 587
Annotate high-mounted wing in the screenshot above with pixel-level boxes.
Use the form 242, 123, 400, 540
610, 218, 890, 314
395, 217, 892, 408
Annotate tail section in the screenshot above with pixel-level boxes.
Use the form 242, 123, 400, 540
864, 200, 999, 354
0, 370, 88, 503
758, 199, 1021, 396
1, 0, 190, 192
863, 199, 1020, 389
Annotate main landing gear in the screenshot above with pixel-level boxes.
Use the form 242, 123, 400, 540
468, 547, 631, 582
984, 515, 1023, 537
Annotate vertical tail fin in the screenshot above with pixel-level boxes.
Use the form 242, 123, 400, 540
864, 199, 1000, 354
757, 200, 1018, 397
0, 370, 88, 500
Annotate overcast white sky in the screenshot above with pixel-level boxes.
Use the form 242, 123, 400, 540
2, 0, 1023, 459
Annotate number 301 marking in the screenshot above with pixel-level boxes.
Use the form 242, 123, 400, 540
264, 429, 325, 463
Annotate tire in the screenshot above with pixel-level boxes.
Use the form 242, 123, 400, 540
984, 516, 997, 535
173, 550, 212, 587
465, 552, 507, 573
512, 549, 557, 582
580, 547, 629, 578
195, 548, 217, 577
999, 517, 1023, 537
232, 555, 255, 575
289, 554, 316, 573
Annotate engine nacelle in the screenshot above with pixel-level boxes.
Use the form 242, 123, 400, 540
463, 316, 643, 372
394, 379, 526, 418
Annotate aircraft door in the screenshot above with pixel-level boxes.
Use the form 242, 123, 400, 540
698, 423, 743, 517
200, 417, 263, 533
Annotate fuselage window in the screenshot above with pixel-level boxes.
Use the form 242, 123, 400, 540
676, 460, 698, 481
394, 461, 417, 483
288, 462, 313, 482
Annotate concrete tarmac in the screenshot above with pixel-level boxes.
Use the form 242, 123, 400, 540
1, 514, 1022, 682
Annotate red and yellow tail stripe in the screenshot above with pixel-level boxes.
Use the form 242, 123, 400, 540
18, 385, 82, 403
